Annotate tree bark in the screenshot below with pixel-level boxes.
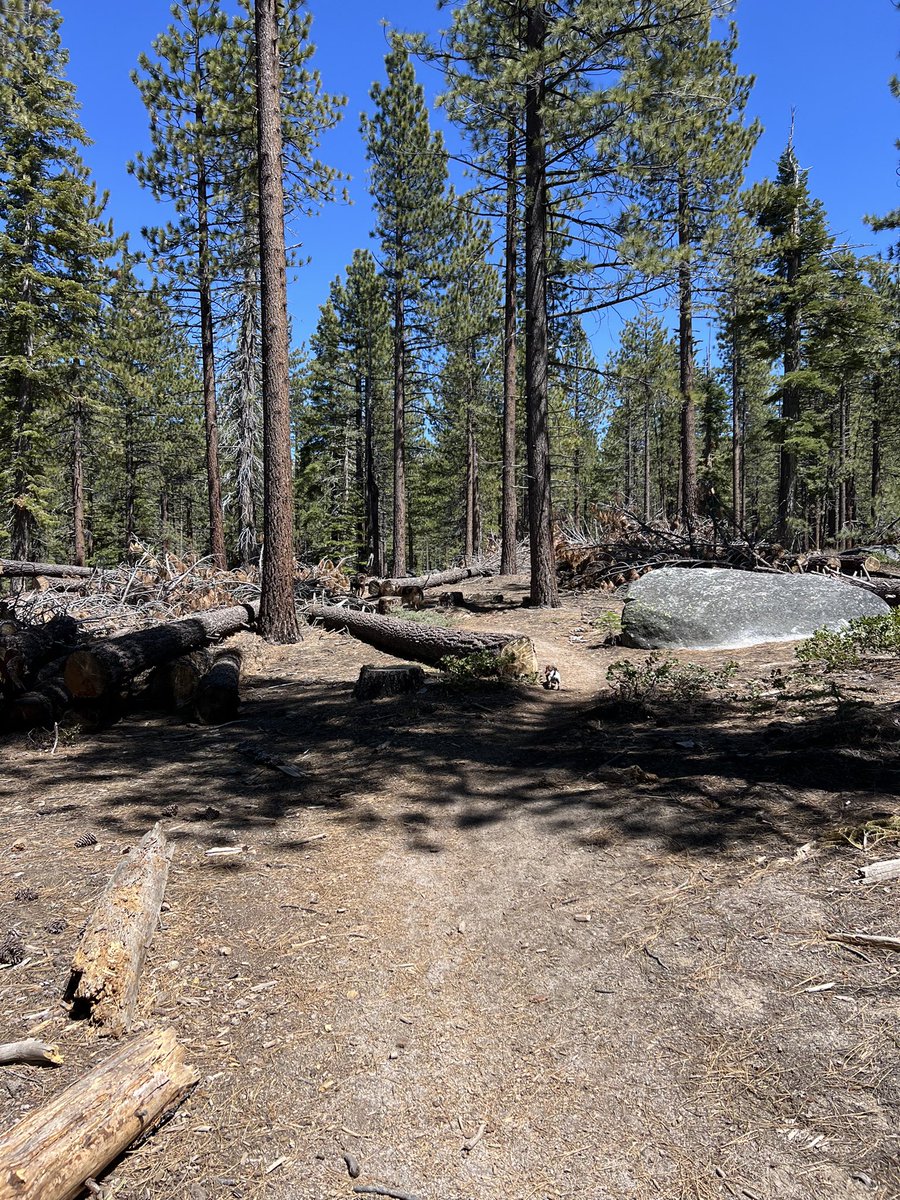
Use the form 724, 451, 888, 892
195, 649, 242, 724
0, 559, 98, 580
64, 603, 258, 700
778, 155, 802, 544
391, 282, 407, 577
64, 824, 172, 1035
72, 393, 86, 567
369, 565, 492, 597
677, 178, 697, 529
364, 375, 384, 576
307, 603, 536, 676
731, 315, 744, 531
256, 0, 301, 642
524, 3, 559, 607
0, 1026, 198, 1200
195, 71, 226, 570
501, 120, 518, 575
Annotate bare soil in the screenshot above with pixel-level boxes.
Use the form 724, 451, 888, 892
1, 576, 899, 1200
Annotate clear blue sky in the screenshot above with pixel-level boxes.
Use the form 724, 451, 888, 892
59, 0, 900, 353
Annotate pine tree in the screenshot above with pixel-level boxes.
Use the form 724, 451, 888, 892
0, 0, 114, 560
621, 9, 758, 528
550, 318, 603, 525
362, 37, 451, 576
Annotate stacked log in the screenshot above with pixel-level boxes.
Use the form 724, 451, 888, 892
195, 649, 242, 724
368, 565, 492, 598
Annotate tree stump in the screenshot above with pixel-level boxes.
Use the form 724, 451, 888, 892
354, 665, 426, 701
195, 649, 242, 724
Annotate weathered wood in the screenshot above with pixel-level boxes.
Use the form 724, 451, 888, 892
195, 649, 242, 724
65, 824, 172, 1035
0, 1040, 62, 1067
369, 565, 492, 598
0, 1026, 198, 1200
64, 602, 259, 700
307, 603, 537, 678
0, 559, 99, 580
827, 931, 900, 953
833, 575, 900, 606
354, 665, 425, 701
858, 859, 900, 884
145, 649, 213, 711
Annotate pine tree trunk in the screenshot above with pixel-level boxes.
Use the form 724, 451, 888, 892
837, 377, 848, 543
10, 228, 36, 562
195, 85, 226, 571
364, 375, 383, 575
501, 121, 518, 575
255, 0, 300, 642
72, 395, 86, 567
871, 381, 881, 527
643, 386, 652, 523
624, 392, 634, 508
392, 284, 407, 577
124, 391, 136, 557
236, 278, 260, 567
677, 180, 697, 529
779, 163, 802, 545
731, 320, 744, 531
524, 4, 558, 608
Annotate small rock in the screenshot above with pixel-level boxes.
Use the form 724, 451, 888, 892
218, 946, 232, 957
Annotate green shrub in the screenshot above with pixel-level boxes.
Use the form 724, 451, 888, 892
606, 653, 738, 704
796, 609, 900, 671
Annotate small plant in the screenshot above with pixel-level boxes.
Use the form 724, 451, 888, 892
592, 611, 622, 638
441, 647, 536, 683
390, 608, 452, 628
606, 653, 738, 705
796, 609, 900, 671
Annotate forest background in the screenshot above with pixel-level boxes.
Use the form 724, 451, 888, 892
2, 0, 899, 589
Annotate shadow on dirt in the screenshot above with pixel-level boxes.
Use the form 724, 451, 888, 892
1, 672, 897, 860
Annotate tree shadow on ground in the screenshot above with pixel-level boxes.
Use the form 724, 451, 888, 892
0, 672, 897, 861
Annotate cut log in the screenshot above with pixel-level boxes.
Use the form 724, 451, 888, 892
145, 649, 213, 711
64, 602, 259, 700
399, 585, 425, 610
0, 559, 99, 580
307, 603, 537, 678
0, 1026, 197, 1200
833, 575, 900, 606
369, 565, 492, 598
438, 591, 465, 608
0, 1040, 62, 1067
195, 649, 242, 724
354, 665, 426, 701
65, 823, 172, 1035
0, 614, 80, 696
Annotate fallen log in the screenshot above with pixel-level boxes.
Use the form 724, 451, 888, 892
195, 649, 242, 724
307, 603, 537, 678
0, 1026, 197, 1200
369, 565, 492, 598
0, 559, 100, 580
64, 602, 258, 700
833, 574, 900, 606
858, 858, 900, 884
65, 823, 172, 1035
0, 1040, 62, 1067
0, 614, 80, 696
145, 649, 213, 711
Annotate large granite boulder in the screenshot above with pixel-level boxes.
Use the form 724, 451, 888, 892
621, 567, 891, 650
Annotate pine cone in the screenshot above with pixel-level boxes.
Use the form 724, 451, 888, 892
74, 832, 98, 848
13, 887, 38, 903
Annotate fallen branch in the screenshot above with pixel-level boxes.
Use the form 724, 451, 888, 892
859, 859, 900, 884
0, 559, 101, 580
353, 1187, 422, 1200
0, 1026, 197, 1200
827, 931, 900, 953
0, 1039, 62, 1067
65, 823, 172, 1035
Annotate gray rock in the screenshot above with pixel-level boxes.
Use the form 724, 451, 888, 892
860, 544, 900, 563
621, 567, 890, 650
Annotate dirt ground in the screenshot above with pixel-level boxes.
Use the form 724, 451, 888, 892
1, 575, 899, 1200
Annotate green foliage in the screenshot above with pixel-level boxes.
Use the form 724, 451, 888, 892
606, 654, 738, 705
796, 610, 900, 672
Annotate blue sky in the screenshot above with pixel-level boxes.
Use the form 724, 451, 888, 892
59, 0, 900, 354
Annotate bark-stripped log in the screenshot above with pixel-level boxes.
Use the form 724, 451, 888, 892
64, 603, 259, 700
0, 1026, 197, 1200
834, 575, 900, 606
368, 565, 492, 598
65, 824, 172, 1035
195, 649, 242, 724
307, 603, 537, 678
0, 1040, 62, 1067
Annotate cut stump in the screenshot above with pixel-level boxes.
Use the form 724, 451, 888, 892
354, 665, 426, 701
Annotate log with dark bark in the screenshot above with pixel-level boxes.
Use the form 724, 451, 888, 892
354, 665, 425, 701
64, 823, 172, 1035
369, 565, 492, 598
0, 559, 100, 580
64, 602, 258, 701
0, 614, 80, 696
834, 574, 900, 606
145, 649, 213, 711
195, 649, 242, 724
0, 1026, 197, 1200
306, 603, 537, 678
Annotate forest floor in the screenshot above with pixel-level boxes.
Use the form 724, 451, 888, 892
1, 575, 899, 1200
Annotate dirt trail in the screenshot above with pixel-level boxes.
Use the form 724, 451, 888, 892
1, 577, 898, 1200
